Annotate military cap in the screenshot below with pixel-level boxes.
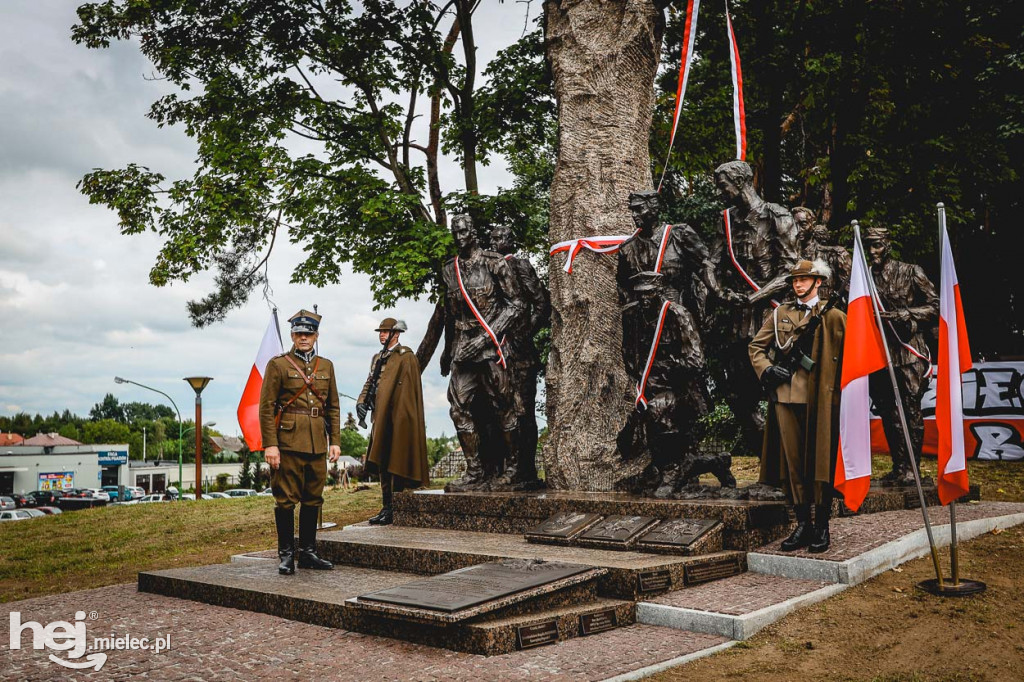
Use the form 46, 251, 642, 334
861, 225, 890, 242
630, 270, 665, 293
375, 317, 408, 333
289, 309, 321, 333
786, 259, 831, 282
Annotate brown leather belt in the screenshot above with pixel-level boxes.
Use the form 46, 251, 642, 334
280, 406, 322, 418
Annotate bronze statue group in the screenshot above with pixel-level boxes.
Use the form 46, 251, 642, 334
259, 158, 939, 574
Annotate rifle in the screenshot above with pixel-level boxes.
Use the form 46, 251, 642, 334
772, 292, 840, 374
358, 331, 396, 428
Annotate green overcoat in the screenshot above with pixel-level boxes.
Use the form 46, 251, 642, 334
365, 345, 430, 486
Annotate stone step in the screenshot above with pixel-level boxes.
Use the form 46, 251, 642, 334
137, 561, 633, 656
394, 489, 791, 550
311, 524, 748, 599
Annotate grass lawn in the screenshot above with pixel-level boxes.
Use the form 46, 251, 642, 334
0, 485, 382, 603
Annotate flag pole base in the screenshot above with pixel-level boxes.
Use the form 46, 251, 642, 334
916, 578, 987, 597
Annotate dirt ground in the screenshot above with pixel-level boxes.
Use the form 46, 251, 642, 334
655, 469, 1024, 681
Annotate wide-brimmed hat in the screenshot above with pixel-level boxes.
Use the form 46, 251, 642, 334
786, 259, 831, 282
861, 225, 890, 242
630, 270, 665, 293
375, 318, 408, 333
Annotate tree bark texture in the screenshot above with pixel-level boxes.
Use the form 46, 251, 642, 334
543, 0, 665, 490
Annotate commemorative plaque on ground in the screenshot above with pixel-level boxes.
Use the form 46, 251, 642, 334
358, 559, 591, 613
525, 512, 604, 545
637, 518, 721, 555
577, 515, 659, 549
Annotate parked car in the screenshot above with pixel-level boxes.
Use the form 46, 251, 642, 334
8, 493, 29, 508
127, 486, 146, 500
0, 509, 33, 521
35, 506, 63, 515
22, 508, 46, 518
205, 492, 230, 499
257, 489, 274, 497
61, 488, 89, 499
25, 490, 64, 507
101, 485, 122, 501
138, 494, 170, 503
225, 489, 258, 498
0, 496, 15, 511
85, 489, 111, 502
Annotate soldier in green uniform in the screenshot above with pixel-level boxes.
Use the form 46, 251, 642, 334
259, 309, 342, 575
356, 318, 430, 525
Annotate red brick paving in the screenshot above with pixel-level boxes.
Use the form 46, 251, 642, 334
756, 501, 1024, 561
650, 572, 830, 615
0, 584, 728, 681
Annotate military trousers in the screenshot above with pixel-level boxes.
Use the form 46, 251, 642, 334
708, 340, 766, 457
272, 450, 327, 510
448, 360, 519, 433
773, 403, 830, 505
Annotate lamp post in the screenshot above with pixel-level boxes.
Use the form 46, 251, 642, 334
181, 421, 216, 493
114, 377, 184, 491
184, 377, 213, 501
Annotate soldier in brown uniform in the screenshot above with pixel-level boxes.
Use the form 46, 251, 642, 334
707, 160, 799, 461
793, 207, 852, 303
749, 261, 846, 552
357, 318, 430, 525
862, 226, 939, 486
259, 310, 341, 574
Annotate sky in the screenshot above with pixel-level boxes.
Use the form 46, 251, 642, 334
0, 1, 536, 439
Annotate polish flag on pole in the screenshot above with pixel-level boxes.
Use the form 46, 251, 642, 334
936, 209, 972, 504
834, 233, 889, 512
237, 312, 284, 451
725, 0, 747, 161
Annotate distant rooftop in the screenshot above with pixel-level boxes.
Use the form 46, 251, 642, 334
22, 433, 83, 446
0, 433, 25, 446
210, 436, 245, 453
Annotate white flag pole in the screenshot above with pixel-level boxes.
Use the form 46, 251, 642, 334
854, 221, 944, 587
937, 203, 961, 587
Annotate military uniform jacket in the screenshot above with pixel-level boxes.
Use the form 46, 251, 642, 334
362, 344, 430, 486
622, 298, 705, 391
871, 259, 938, 367
503, 253, 550, 370
617, 222, 711, 319
259, 349, 342, 454
708, 201, 798, 339
441, 250, 523, 366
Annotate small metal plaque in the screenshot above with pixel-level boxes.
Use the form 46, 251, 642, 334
526, 512, 603, 540
516, 620, 559, 649
638, 518, 718, 548
638, 568, 672, 594
580, 609, 618, 635
359, 559, 590, 613
684, 557, 742, 585
580, 515, 658, 544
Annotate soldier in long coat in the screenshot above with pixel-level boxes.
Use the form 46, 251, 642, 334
750, 261, 846, 552
260, 309, 341, 574
357, 318, 430, 525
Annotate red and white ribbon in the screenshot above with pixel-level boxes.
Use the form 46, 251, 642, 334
871, 293, 934, 378
636, 300, 672, 409
549, 230, 640, 273
657, 0, 702, 192
725, 1, 747, 161
723, 210, 778, 308
454, 256, 507, 369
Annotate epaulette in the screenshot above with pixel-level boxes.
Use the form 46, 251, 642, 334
397, 347, 409, 355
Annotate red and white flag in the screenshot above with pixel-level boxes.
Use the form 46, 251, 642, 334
725, 1, 747, 161
237, 312, 284, 451
936, 217, 972, 504
834, 234, 888, 512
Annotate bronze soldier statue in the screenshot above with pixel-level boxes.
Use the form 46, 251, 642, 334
357, 318, 430, 525
616, 191, 717, 322
440, 214, 524, 492
793, 207, 852, 303
750, 260, 846, 552
259, 310, 341, 575
489, 224, 548, 490
862, 225, 939, 486
706, 160, 799, 460
618, 271, 735, 498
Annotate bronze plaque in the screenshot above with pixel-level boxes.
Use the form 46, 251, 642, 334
638, 568, 672, 594
359, 559, 590, 613
526, 512, 603, 540
638, 518, 719, 548
579, 609, 618, 635
580, 515, 658, 544
684, 557, 742, 585
516, 620, 559, 649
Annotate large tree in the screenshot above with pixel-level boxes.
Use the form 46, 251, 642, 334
73, 0, 555, 368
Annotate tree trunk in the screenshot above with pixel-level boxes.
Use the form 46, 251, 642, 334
543, 0, 665, 490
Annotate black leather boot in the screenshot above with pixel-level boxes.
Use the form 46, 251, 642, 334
808, 504, 831, 553
296, 505, 333, 570
369, 474, 393, 525
780, 504, 814, 551
274, 507, 295, 575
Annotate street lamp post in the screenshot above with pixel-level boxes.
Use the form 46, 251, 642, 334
181, 421, 216, 494
114, 377, 184, 491
184, 377, 213, 501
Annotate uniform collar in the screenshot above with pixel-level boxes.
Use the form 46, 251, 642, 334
795, 295, 820, 311
292, 347, 316, 363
